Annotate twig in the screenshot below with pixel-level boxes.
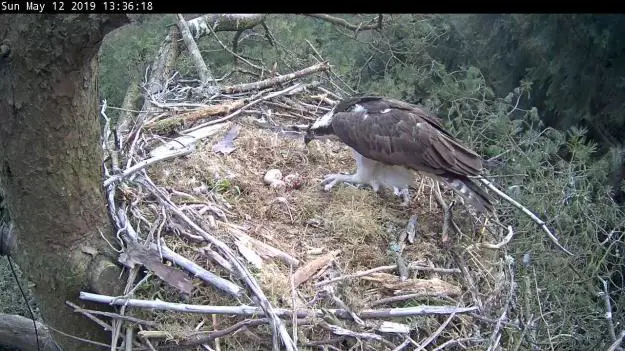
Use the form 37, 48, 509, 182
599, 277, 617, 342
370, 293, 451, 307
150, 239, 245, 297
608, 330, 625, 351
65, 301, 114, 333
103, 146, 194, 187
320, 321, 394, 348
477, 176, 573, 256
221, 62, 329, 94
305, 14, 383, 32
157, 318, 314, 350
431, 337, 484, 351
414, 311, 457, 351
315, 263, 460, 288
466, 225, 515, 251
80, 292, 478, 319
289, 265, 298, 347
533, 267, 555, 351
487, 256, 515, 351
66, 302, 157, 326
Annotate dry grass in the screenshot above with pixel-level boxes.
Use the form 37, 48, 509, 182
129, 115, 509, 350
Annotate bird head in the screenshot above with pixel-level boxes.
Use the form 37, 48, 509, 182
304, 109, 335, 146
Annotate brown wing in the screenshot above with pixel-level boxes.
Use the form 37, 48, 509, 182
340, 96, 452, 137
330, 105, 483, 177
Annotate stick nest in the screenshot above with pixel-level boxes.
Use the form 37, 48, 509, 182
94, 63, 514, 351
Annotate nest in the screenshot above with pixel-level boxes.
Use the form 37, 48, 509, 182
90, 62, 517, 350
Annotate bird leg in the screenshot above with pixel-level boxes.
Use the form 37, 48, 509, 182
321, 173, 377, 192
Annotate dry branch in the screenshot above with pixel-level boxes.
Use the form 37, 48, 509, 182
182, 82, 313, 134
143, 99, 246, 133
176, 14, 216, 89
66, 302, 157, 327
608, 330, 625, 351
306, 14, 383, 32
221, 61, 330, 94
80, 292, 478, 319
148, 122, 229, 159
186, 14, 267, 38
104, 146, 194, 187
150, 240, 244, 297
315, 263, 460, 288
477, 176, 573, 256
293, 250, 340, 287
119, 240, 194, 295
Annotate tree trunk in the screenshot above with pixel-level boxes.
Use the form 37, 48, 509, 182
0, 14, 129, 350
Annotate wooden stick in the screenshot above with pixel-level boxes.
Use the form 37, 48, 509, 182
315, 263, 460, 288
150, 240, 244, 297
221, 61, 330, 94
477, 176, 573, 256
80, 292, 478, 319
103, 146, 193, 187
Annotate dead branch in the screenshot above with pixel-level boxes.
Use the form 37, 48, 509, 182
80, 292, 478, 319
608, 330, 625, 351
66, 302, 157, 327
150, 240, 245, 297
226, 225, 300, 267
143, 99, 246, 133
371, 292, 452, 307
414, 311, 457, 350
306, 14, 383, 32
186, 14, 267, 38
103, 146, 194, 187
149, 123, 229, 159
293, 250, 340, 287
477, 176, 573, 256
320, 321, 394, 348
315, 263, 460, 288
176, 14, 216, 89
221, 61, 330, 94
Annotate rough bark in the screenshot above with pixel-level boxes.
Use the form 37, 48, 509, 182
0, 313, 59, 351
0, 14, 129, 350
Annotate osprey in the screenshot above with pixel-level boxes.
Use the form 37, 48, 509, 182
304, 95, 493, 213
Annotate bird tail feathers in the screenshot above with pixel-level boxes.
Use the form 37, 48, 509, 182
440, 174, 493, 213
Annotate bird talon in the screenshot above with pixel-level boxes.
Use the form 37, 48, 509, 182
321, 173, 339, 185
